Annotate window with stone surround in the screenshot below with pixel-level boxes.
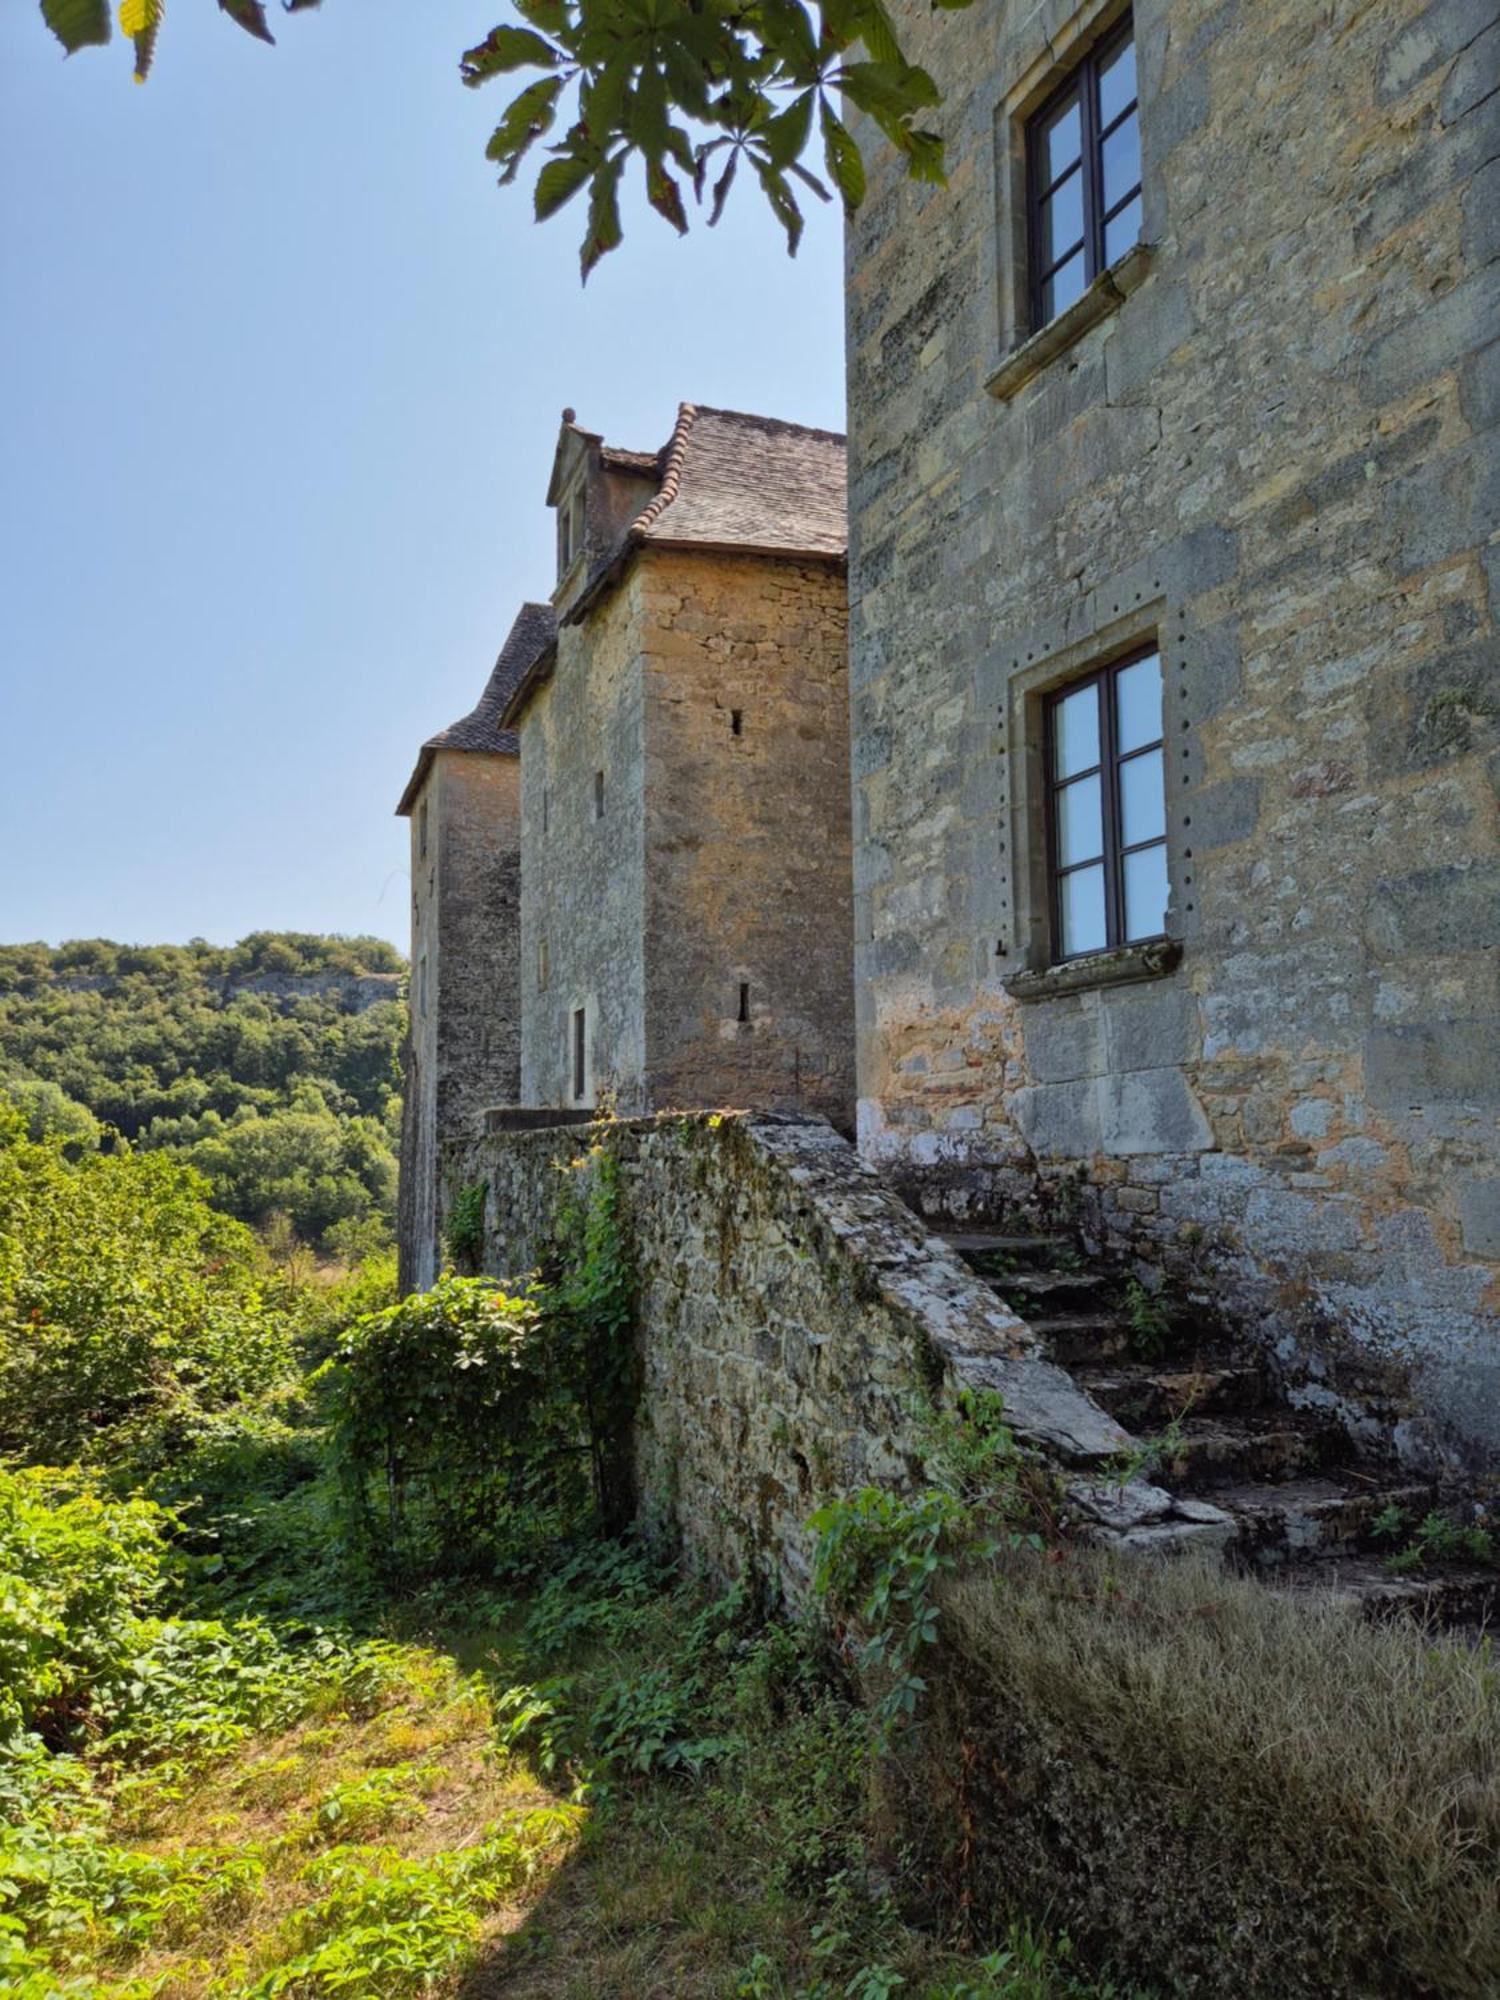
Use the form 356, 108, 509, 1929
1047, 648, 1166, 960
571, 1007, 587, 1101
557, 482, 586, 577
1027, 15, 1140, 329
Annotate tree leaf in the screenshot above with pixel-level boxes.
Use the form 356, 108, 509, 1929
752, 158, 804, 256
119, 0, 163, 81
645, 159, 687, 235
515, 0, 570, 34
707, 145, 737, 226
757, 87, 814, 170
486, 76, 565, 181
461, 24, 561, 87
579, 157, 624, 280
40, 0, 111, 54
850, 0, 903, 66
534, 150, 593, 221
217, 0, 274, 46
819, 97, 864, 214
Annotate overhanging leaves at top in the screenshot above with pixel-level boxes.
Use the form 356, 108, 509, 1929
38, 0, 976, 274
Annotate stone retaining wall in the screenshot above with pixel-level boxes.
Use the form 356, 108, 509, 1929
442, 1110, 1214, 1595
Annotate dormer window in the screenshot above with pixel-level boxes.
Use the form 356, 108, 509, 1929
557, 483, 586, 578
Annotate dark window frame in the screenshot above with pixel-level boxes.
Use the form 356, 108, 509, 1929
1026, 14, 1140, 331
572, 1006, 587, 1100
1044, 645, 1167, 962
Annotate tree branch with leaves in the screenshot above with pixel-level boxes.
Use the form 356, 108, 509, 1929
39, 0, 971, 274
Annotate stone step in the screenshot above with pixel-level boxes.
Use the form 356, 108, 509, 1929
1027, 1311, 1137, 1365
941, 1230, 1075, 1271
990, 1267, 1111, 1306
1273, 1554, 1499, 1631
1216, 1477, 1439, 1567
1166, 1415, 1344, 1492
1077, 1359, 1269, 1427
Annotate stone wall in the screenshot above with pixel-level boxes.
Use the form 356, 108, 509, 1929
844, 0, 1500, 1468
519, 571, 650, 1112
399, 749, 523, 1291
442, 1110, 1212, 1596
640, 549, 855, 1132
519, 546, 856, 1128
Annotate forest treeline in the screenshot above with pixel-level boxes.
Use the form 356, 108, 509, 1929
0, 933, 405, 1254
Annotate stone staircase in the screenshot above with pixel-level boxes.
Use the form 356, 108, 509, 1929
940, 1227, 1498, 1628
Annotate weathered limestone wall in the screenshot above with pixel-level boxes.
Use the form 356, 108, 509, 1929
519, 574, 649, 1112
640, 550, 855, 1132
845, 0, 1500, 1466
399, 750, 523, 1291
442, 1110, 1212, 1595
519, 549, 856, 1126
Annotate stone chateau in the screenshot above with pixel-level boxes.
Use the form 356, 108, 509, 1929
402, 0, 1498, 1522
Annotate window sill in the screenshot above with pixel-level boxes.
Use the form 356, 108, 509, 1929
1003, 936, 1182, 1003
986, 242, 1156, 404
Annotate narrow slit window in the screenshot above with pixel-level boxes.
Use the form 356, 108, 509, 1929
542, 785, 549, 835
737, 982, 750, 1023
593, 770, 605, 819
1046, 647, 1167, 961
1027, 15, 1140, 330
537, 938, 549, 991
572, 1008, 586, 1101
730, 709, 744, 737
418, 799, 428, 860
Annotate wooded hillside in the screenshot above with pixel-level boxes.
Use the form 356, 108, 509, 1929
0, 933, 405, 1252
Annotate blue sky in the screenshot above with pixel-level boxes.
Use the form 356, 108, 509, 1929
0, 1, 845, 955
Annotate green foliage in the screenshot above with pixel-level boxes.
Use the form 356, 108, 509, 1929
0, 934, 403, 1250
812, 1392, 1044, 1739
322, 1154, 642, 1577
0, 1122, 294, 1466
445, 1177, 488, 1273
40, 1, 979, 273
1373, 1504, 1496, 1573
1122, 1276, 1171, 1361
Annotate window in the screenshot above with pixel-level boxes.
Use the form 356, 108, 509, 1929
572, 1007, 587, 1101
730, 709, 744, 737
593, 770, 605, 820
541, 785, 549, 835
1046, 648, 1166, 960
537, 938, 550, 991
737, 982, 750, 1023
418, 799, 428, 860
557, 484, 586, 577
417, 953, 429, 1016
1027, 16, 1140, 328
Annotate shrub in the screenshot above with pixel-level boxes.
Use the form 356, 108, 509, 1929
888, 1545, 1500, 1999
322, 1276, 628, 1580
0, 1122, 293, 1464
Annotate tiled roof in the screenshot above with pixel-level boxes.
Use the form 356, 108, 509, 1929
395, 602, 556, 816
500, 401, 847, 728
630, 404, 846, 558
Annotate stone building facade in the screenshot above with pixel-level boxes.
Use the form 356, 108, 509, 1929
502, 406, 855, 1130
844, 0, 1499, 1467
395, 604, 554, 1290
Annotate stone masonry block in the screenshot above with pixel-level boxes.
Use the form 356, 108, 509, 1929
1013, 1079, 1101, 1159
1101, 980, 1199, 1074
1367, 1022, 1500, 1109
1459, 1179, 1500, 1260
1366, 860, 1500, 957
1024, 998, 1103, 1083
1099, 1066, 1214, 1156
1189, 775, 1261, 851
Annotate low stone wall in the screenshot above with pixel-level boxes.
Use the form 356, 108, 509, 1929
441, 1110, 1215, 1595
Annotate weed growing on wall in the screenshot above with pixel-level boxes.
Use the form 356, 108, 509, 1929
444, 1177, 488, 1273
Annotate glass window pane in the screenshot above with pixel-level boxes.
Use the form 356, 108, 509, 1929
1114, 653, 1162, 752
1042, 248, 1087, 321
1098, 30, 1137, 129
1124, 843, 1170, 942
1102, 111, 1140, 212
1053, 683, 1101, 779
1104, 191, 1143, 266
1040, 171, 1085, 271
1120, 749, 1165, 848
1038, 90, 1082, 186
1061, 864, 1108, 956
1057, 774, 1104, 866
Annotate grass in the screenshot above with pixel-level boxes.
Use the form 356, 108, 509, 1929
890, 1543, 1500, 2000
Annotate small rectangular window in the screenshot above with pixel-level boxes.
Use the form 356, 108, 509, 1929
1046, 647, 1166, 960
730, 709, 744, 737
558, 484, 586, 576
537, 938, 550, 991
542, 785, 549, 835
417, 953, 429, 1016
572, 1007, 587, 1101
1027, 16, 1140, 329
737, 982, 750, 1023
593, 770, 605, 820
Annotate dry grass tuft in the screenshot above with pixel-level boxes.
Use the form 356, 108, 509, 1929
887, 1546, 1500, 1999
